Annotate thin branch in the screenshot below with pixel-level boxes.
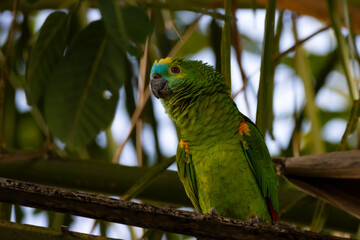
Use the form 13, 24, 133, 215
167, 9, 183, 41
168, 16, 201, 58
0, 150, 46, 163
0, 178, 347, 240
112, 87, 150, 163
230, 1, 252, 116
273, 25, 330, 62
135, 37, 150, 167
230, 1, 248, 88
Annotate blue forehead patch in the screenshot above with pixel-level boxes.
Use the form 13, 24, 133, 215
151, 62, 171, 78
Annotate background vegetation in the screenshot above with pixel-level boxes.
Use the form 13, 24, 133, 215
0, 0, 359, 239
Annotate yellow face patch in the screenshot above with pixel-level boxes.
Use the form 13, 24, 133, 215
154, 57, 173, 66
239, 121, 251, 136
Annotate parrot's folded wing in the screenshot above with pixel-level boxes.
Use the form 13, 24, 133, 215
239, 116, 279, 220
176, 143, 202, 212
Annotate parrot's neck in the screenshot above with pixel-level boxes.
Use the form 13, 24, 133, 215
162, 92, 241, 147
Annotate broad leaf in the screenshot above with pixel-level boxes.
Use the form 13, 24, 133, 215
255, 0, 277, 137
176, 29, 208, 58
97, 0, 150, 56
45, 20, 127, 148
26, 11, 68, 105
122, 6, 152, 44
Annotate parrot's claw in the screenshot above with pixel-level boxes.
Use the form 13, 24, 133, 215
210, 207, 219, 216
247, 216, 260, 223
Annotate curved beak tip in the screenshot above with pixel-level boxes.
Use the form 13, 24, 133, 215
150, 78, 172, 99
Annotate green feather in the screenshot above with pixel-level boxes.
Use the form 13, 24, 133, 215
176, 143, 201, 212
151, 58, 279, 223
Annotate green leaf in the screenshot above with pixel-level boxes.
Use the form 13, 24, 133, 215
26, 11, 68, 105
327, 0, 359, 100
44, 20, 127, 148
255, 0, 277, 137
14, 206, 24, 223
294, 47, 325, 154
122, 6, 153, 44
0, 203, 11, 221
122, 156, 175, 200
310, 200, 329, 232
337, 99, 360, 151
26, 0, 39, 4
97, 0, 144, 56
241, 34, 262, 56
169, 17, 203, 58
97, 0, 128, 41
16, 113, 44, 149
281, 195, 359, 234
176, 29, 208, 58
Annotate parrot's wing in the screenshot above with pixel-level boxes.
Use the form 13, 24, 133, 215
238, 115, 279, 220
176, 141, 202, 212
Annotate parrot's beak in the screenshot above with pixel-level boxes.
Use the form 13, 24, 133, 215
150, 73, 172, 99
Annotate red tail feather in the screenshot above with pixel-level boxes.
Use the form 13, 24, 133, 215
267, 198, 278, 223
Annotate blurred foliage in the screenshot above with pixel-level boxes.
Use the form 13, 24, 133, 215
0, 0, 359, 239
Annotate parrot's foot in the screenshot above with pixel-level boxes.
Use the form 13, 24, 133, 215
210, 207, 219, 216
247, 216, 260, 223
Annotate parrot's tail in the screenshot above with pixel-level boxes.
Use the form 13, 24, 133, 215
267, 198, 278, 223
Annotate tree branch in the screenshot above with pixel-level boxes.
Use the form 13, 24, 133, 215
273, 150, 360, 178
1, 150, 360, 227
273, 150, 360, 219
0, 178, 348, 240
0, 220, 118, 240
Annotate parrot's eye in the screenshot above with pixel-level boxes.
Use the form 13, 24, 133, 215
171, 66, 180, 74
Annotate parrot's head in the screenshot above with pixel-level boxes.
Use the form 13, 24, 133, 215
150, 57, 228, 102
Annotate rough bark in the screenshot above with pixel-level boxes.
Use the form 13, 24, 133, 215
273, 150, 360, 219
0, 178, 350, 240
273, 150, 360, 178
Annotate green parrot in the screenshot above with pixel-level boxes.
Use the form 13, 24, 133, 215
150, 57, 279, 223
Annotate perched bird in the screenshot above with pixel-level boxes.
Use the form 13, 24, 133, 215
150, 57, 279, 223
